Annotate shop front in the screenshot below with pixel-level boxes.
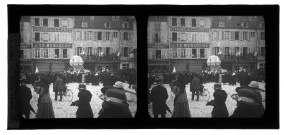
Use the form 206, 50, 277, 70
20, 60, 33, 73
148, 60, 170, 72
33, 59, 69, 73
170, 59, 207, 73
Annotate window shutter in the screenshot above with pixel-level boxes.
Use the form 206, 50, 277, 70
177, 48, 181, 58
32, 18, 35, 26
205, 49, 208, 58
177, 32, 181, 42
102, 47, 106, 54
239, 31, 243, 40
148, 50, 152, 59
222, 47, 225, 55
197, 19, 200, 27
94, 31, 97, 41
119, 31, 123, 40
110, 32, 113, 41
40, 48, 43, 58
32, 48, 35, 58
185, 48, 188, 58
239, 47, 243, 55
177, 17, 180, 26
92, 47, 96, 55
188, 18, 192, 27
128, 32, 132, 41
39, 18, 43, 26
59, 19, 62, 27
212, 47, 215, 55
197, 48, 200, 58
48, 18, 51, 27
40, 33, 43, 42
59, 49, 63, 58
169, 17, 172, 26
32, 33, 35, 41
102, 31, 106, 40
185, 18, 188, 27
84, 47, 88, 55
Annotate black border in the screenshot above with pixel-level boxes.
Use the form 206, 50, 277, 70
8, 5, 279, 129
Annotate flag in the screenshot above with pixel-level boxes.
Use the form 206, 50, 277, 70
117, 52, 120, 57
173, 66, 176, 73
217, 41, 221, 47
35, 67, 39, 73
254, 51, 258, 56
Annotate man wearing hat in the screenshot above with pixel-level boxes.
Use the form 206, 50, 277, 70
20, 79, 35, 119
230, 88, 260, 118
98, 88, 132, 118
53, 75, 64, 101
75, 84, 93, 118
206, 83, 229, 118
149, 78, 169, 118
190, 74, 201, 101
248, 81, 265, 117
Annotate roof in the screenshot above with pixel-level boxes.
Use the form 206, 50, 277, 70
148, 16, 168, 22
74, 16, 134, 30
211, 16, 265, 29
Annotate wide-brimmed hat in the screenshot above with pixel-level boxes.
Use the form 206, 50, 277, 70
113, 81, 124, 88
105, 89, 128, 107
214, 83, 222, 90
248, 81, 259, 88
78, 84, 86, 89
237, 88, 259, 106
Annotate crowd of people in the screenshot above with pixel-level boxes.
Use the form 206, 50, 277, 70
20, 68, 137, 119
148, 68, 265, 118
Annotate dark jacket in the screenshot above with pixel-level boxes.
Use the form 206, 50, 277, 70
98, 102, 133, 118
149, 84, 169, 115
190, 77, 200, 92
230, 104, 259, 118
207, 89, 229, 118
20, 85, 32, 115
76, 89, 93, 118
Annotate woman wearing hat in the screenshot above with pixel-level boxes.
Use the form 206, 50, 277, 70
36, 77, 55, 118
248, 81, 265, 117
170, 79, 191, 118
75, 84, 93, 118
230, 88, 260, 118
98, 88, 132, 118
206, 83, 229, 118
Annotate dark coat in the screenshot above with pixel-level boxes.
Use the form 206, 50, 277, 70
190, 77, 200, 92
76, 89, 93, 118
208, 89, 229, 118
149, 84, 169, 115
20, 85, 33, 115
98, 102, 133, 118
230, 104, 259, 118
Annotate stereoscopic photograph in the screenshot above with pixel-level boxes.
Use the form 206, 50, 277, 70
18, 16, 137, 119
148, 16, 266, 118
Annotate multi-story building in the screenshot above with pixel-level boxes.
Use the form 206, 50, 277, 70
210, 16, 264, 72
168, 16, 212, 72
20, 16, 33, 72
147, 16, 170, 72
73, 16, 136, 72
256, 20, 265, 70
30, 16, 75, 72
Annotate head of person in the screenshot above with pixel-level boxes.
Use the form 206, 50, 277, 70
103, 88, 128, 108
40, 77, 50, 93
113, 81, 124, 89
78, 84, 86, 92
214, 83, 222, 91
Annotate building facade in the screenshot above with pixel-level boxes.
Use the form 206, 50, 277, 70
20, 16, 33, 72
147, 16, 170, 72
30, 16, 74, 72
168, 16, 212, 73
73, 16, 136, 73
211, 16, 264, 72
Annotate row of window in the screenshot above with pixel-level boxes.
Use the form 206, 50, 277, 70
170, 32, 210, 42
33, 32, 72, 42
170, 17, 208, 28
32, 31, 133, 42
212, 31, 265, 41
33, 48, 70, 58
74, 31, 131, 41
32, 18, 72, 28
170, 48, 208, 59
76, 47, 130, 57
81, 21, 129, 29
212, 47, 265, 56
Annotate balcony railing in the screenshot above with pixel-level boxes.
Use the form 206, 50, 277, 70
82, 54, 120, 62
218, 54, 258, 61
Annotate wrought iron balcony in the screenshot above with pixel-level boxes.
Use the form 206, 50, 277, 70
218, 54, 258, 61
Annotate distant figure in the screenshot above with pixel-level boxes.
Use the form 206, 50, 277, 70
206, 83, 229, 118
75, 84, 93, 118
53, 75, 64, 101
36, 77, 55, 118
170, 79, 191, 118
149, 79, 169, 118
190, 74, 201, 101
230, 88, 260, 118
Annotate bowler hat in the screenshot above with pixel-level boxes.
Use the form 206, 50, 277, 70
237, 88, 259, 106
78, 84, 86, 89
105, 89, 128, 107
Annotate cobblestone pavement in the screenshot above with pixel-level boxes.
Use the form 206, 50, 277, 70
148, 82, 266, 118
27, 83, 137, 118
